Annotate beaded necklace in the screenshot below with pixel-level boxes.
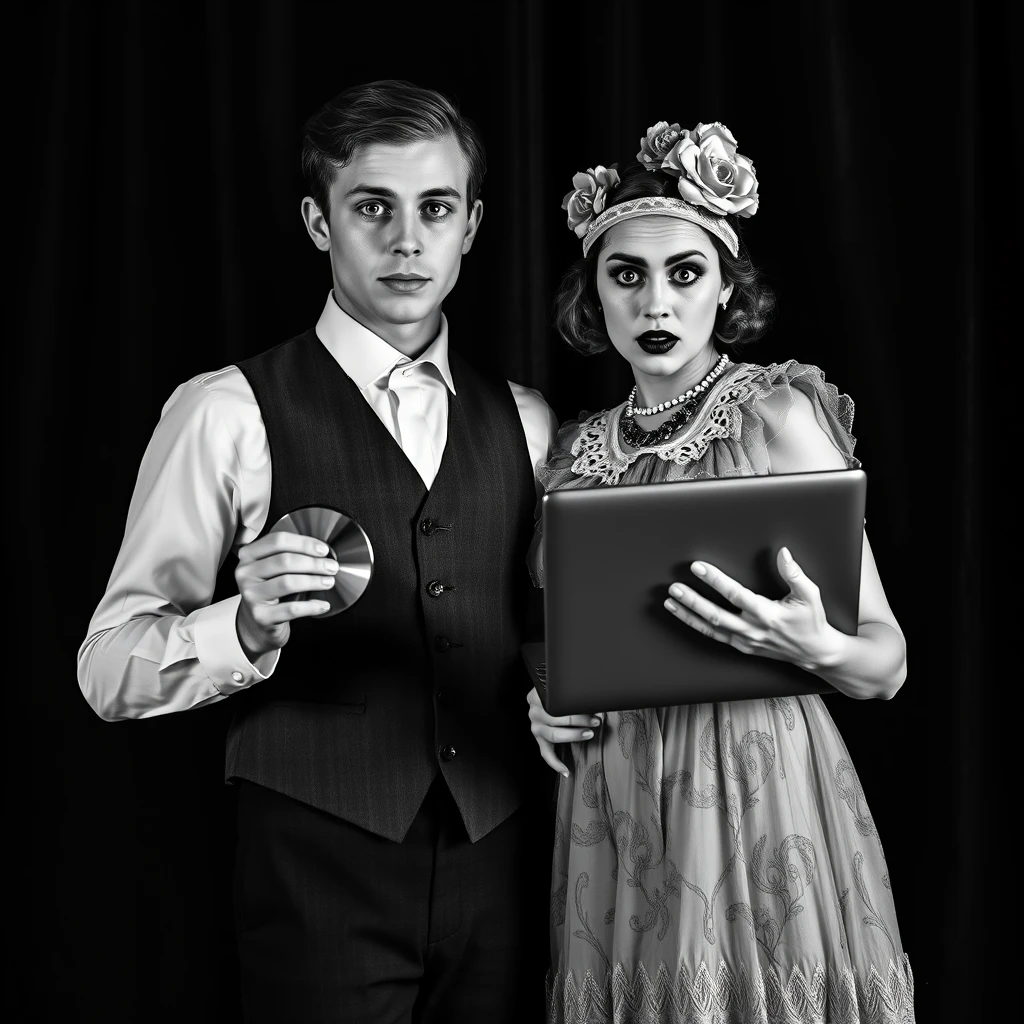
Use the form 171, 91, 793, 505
621, 353, 731, 448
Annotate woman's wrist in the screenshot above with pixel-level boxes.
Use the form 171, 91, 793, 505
801, 623, 848, 674
807, 622, 907, 700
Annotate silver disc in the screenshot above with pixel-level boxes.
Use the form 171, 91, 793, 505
269, 506, 374, 617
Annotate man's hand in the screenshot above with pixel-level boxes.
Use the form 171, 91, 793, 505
234, 532, 339, 660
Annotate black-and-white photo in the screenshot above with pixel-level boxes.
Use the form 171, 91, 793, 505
10, 2, 1004, 1021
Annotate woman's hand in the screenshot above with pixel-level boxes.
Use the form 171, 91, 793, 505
526, 687, 604, 776
664, 547, 844, 672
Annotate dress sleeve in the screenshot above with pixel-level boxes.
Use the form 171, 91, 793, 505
737, 361, 860, 471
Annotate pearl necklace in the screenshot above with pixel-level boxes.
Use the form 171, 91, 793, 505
626, 353, 730, 417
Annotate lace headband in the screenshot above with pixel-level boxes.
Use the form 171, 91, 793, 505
563, 121, 760, 260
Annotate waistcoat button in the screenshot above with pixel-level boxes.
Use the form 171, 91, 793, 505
426, 580, 446, 598
439, 744, 457, 762
420, 518, 435, 536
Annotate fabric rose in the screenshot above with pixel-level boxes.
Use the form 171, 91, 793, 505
661, 121, 759, 218
636, 121, 688, 171
562, 165, 621, 237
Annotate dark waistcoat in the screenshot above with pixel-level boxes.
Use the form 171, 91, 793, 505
225, 329, 537, 842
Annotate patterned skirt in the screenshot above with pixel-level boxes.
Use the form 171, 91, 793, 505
548, 696, 914, 1024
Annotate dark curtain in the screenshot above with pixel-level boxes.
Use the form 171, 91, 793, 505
10, 1, 1005, 1020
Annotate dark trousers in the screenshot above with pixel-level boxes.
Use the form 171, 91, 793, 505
234, 778, 550, 1023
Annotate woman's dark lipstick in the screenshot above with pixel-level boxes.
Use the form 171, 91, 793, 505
636, 330, 680, 354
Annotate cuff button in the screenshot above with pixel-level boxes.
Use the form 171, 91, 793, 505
231, 671, 244, 683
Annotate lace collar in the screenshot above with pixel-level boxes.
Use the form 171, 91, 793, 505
569, 362, 765, 485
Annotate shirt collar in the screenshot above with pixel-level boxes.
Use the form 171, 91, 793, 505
315, 292, 456, 395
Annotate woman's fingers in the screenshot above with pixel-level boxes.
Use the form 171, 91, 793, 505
778, 547, 822, 604
525, 689, 603, 729
664, 594, 732, 643
537, 725, 598, 744
690, 560, 765, 615
525, 688, 601, 771
667, 580, 751, 637
536, 738, 570, 777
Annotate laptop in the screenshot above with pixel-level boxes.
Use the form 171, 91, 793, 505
522, 469, 865, 714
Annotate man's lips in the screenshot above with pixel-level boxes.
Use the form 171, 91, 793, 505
380, 274, 430, 292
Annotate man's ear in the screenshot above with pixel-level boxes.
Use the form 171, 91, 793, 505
301, 197, 332, 252
462, 199, 484, 255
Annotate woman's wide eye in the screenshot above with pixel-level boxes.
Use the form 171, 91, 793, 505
615, 268, 640, 285
672, 265, 700, 284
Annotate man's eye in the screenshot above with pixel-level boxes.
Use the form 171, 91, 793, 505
360, 202, 388, 218
424, 202, 450, 219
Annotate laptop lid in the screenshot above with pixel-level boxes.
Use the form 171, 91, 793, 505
539, 469, 865, 714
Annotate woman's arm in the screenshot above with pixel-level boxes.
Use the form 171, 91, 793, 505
665, 388, 907, 700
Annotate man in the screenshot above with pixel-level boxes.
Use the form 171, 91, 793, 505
78, 80, 560, 1022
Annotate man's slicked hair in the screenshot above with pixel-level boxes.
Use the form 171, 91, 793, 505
301, 80, 487, 218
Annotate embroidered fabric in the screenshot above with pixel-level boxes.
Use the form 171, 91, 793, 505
529, 360, 859, 587
560, 361, 856, 489
547, 956, 915, 1024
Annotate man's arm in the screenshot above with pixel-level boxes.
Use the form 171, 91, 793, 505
77, 369, 279, 721
508, 381, 559, 488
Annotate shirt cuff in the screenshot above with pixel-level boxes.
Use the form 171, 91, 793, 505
195, 594, 280, 694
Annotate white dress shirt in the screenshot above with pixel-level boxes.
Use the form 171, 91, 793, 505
78, 294, 558, 721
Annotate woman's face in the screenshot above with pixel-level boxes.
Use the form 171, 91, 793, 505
595, 216, 733, 391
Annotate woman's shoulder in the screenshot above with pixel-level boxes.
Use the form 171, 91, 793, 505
728, 358, 859, 471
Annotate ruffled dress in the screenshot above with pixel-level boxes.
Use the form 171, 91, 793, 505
540, 360, 914, 1024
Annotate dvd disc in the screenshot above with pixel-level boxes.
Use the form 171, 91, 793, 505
269, 506, 374, 617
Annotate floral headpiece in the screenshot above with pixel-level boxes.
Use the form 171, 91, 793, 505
562, 121, 759, 258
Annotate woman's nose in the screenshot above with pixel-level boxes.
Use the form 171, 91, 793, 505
642, 279, 671, 319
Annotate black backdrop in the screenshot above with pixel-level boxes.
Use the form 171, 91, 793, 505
10, 1, 1007, 1020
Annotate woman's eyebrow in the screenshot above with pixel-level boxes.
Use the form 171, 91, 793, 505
664, 250, 708, 264
604, 249, 708, 266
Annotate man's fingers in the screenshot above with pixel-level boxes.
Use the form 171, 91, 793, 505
237, 531, 330, 565
238, 550, 339, 582
246, 598, 332, 626
244, 573, 338, 603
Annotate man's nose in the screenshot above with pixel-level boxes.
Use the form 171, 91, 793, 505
389, 210, 423, 258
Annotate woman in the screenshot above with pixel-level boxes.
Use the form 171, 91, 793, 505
528, 122, 914, 1023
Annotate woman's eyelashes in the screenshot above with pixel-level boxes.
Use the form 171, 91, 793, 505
608, 263, 704, 288
355, 201, 453, 222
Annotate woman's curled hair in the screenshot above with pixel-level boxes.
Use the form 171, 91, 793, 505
553, 162, 776, 355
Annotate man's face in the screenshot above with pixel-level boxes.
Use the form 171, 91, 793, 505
315, 136, 481, 336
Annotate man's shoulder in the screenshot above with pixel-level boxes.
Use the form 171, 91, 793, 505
178, 363, 253, 405
507, 380, 552, 417
160, 363, 262, 440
